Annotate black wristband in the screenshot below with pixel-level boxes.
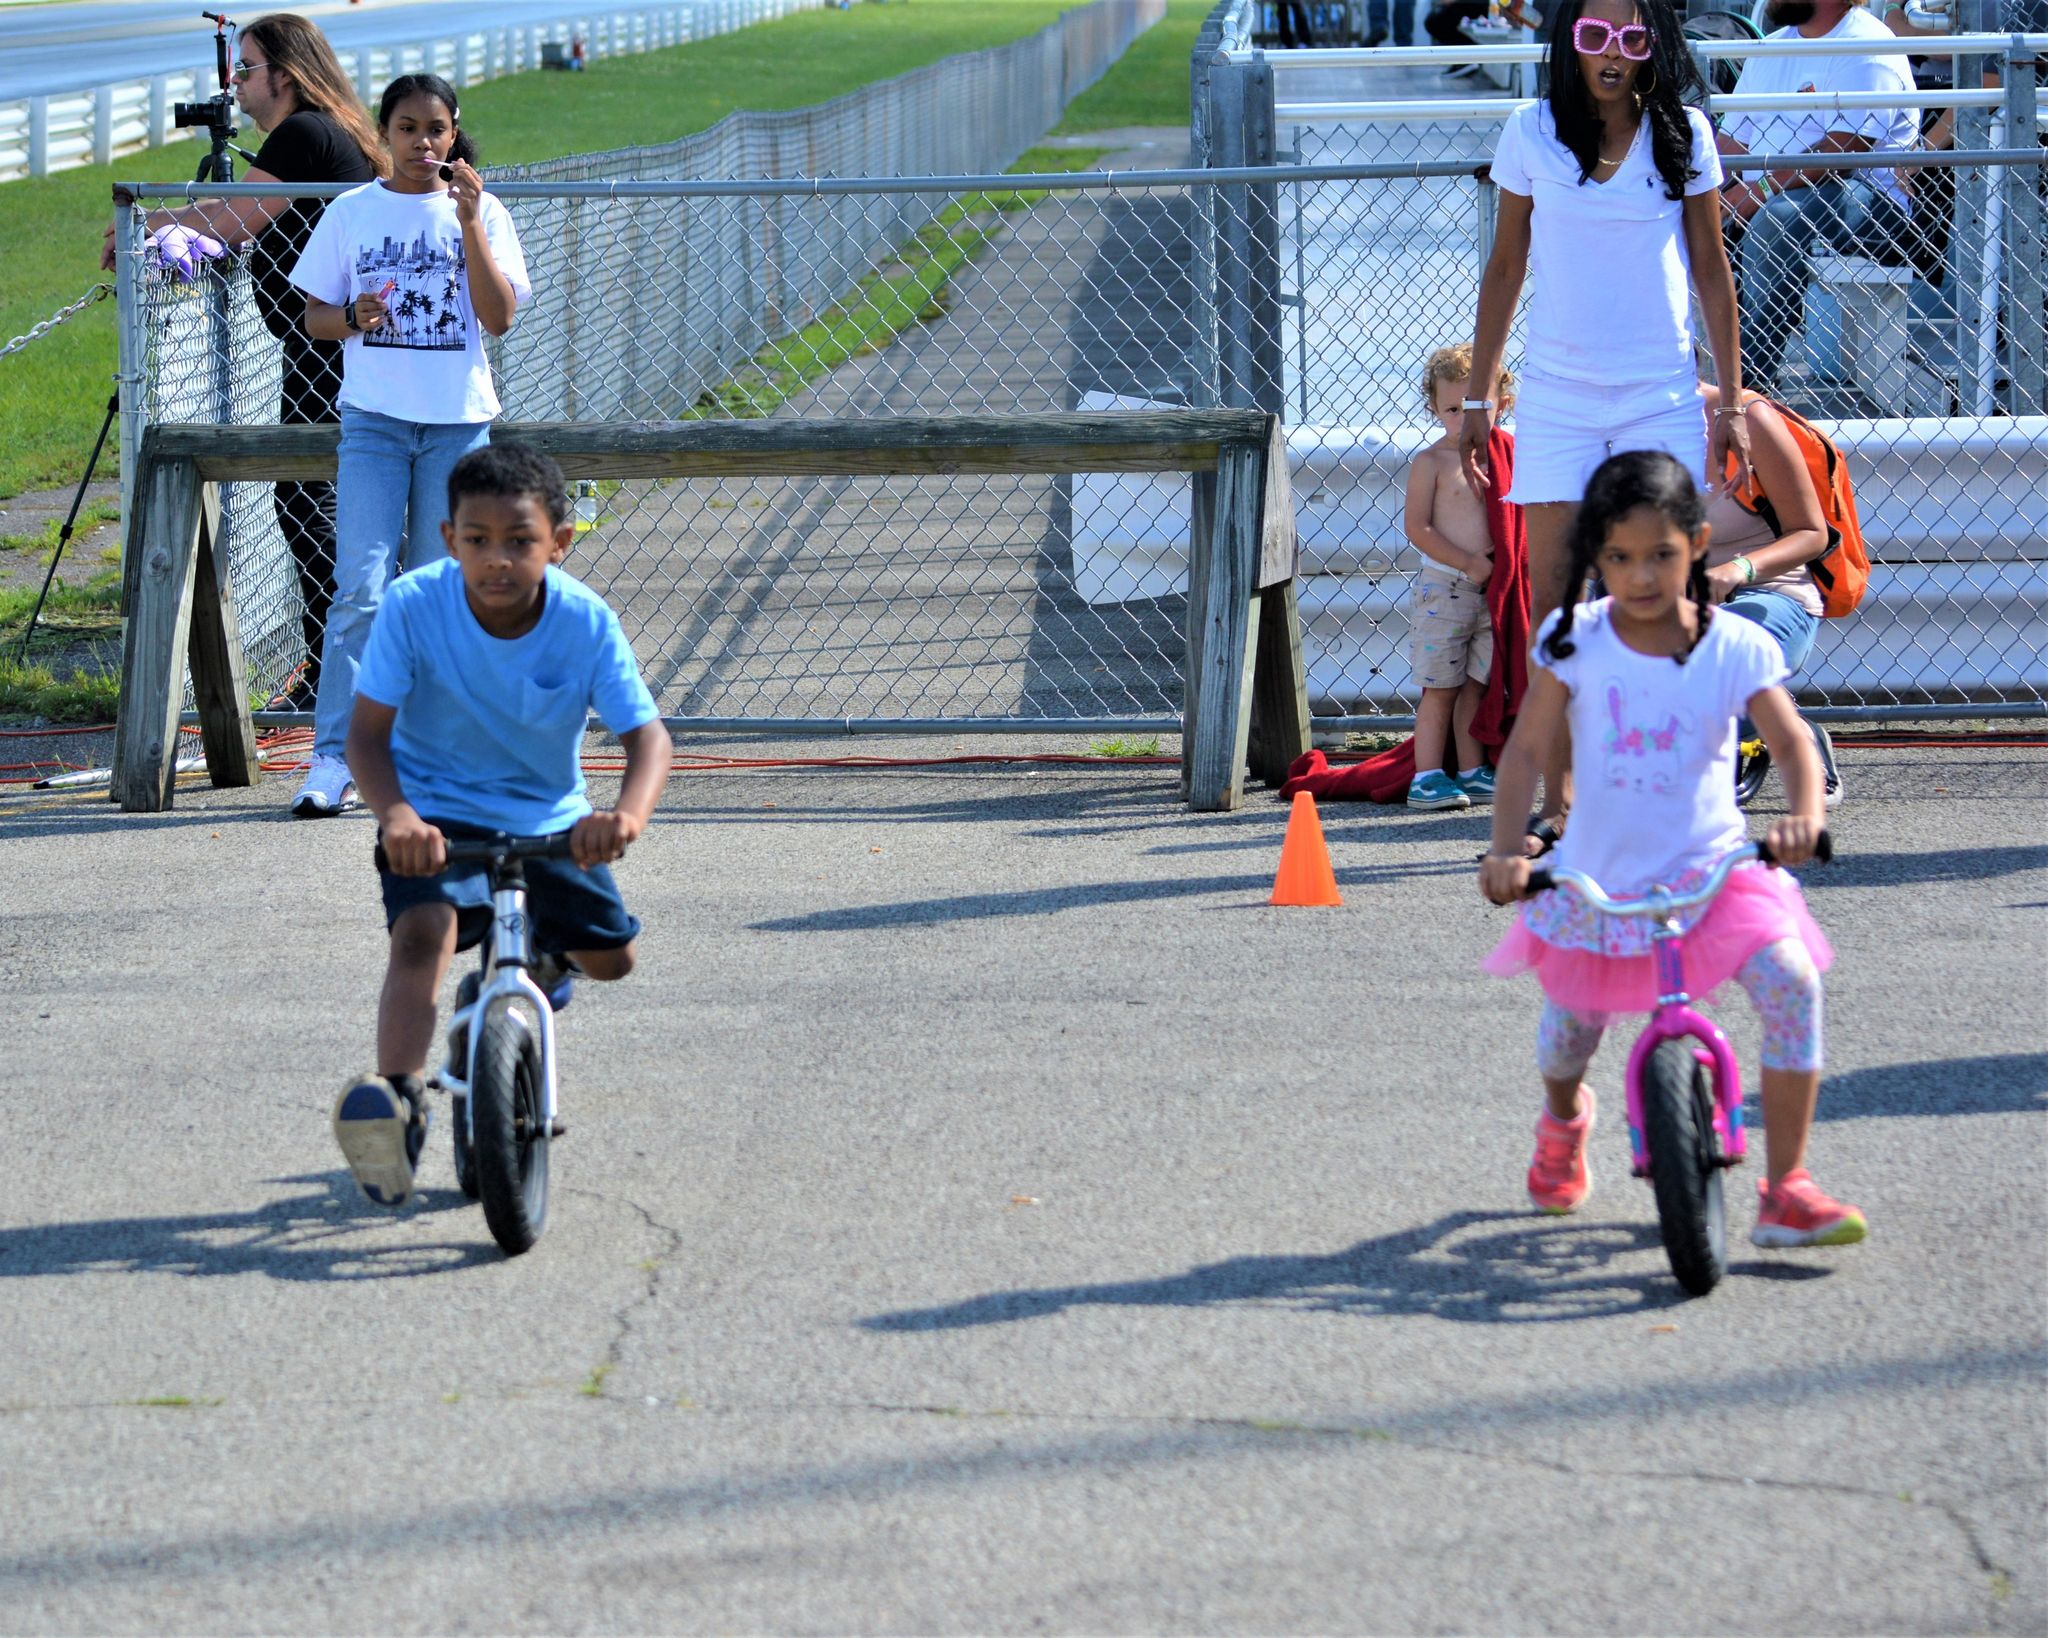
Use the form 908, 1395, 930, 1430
343, 299, 359, 333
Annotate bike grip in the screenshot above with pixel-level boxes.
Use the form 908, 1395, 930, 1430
1524, 869, 1554, 896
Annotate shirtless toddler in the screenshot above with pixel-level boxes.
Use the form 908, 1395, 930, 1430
1400, 343, 1516, 811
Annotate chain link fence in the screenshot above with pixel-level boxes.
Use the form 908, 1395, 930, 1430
117, 18, 2046, 731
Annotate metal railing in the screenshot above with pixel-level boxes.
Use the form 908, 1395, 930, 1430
1, 0, 824, 184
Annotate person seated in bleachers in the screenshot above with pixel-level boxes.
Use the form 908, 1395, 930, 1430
1716, 0, 1919, 396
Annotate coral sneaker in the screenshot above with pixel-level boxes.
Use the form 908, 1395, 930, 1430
1751, 1169, 1866, 1247
1527, 1088, 1596, 1214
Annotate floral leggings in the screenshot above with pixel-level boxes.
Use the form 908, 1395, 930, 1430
1537, 937, 1824, 1080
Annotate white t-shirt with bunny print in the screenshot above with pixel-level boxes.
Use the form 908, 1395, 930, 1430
1535, 598, 1786, 895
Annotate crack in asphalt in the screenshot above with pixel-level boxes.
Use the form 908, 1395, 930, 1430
558, 1183, 685, 1397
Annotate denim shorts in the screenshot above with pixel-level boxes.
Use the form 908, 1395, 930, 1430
377, 817, 641, 954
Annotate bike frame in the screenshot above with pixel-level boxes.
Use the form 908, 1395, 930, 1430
437, 860, 560, 1151
1619, 908, 1748, 1178
1535, 847, 1765, 1179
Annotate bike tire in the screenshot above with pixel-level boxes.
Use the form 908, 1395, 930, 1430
449, 973, 481, 1201
1641, 1037, 1727, 1296
471, 1007, 549, 1256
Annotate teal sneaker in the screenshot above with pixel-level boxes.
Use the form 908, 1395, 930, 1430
1458, 765, 1497, 802
1407, 770, 1471, 811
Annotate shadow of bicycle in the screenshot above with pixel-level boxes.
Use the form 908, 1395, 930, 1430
860, 1209, 1821, 1331
0, 1173, 500, 1282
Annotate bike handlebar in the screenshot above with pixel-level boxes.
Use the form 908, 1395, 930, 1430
1524, 830, 1832, 912
374, 831, 578, 872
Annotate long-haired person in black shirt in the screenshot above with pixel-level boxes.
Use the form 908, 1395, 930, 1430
103, 13, 384, 710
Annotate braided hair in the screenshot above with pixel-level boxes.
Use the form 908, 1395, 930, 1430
1541, 0, 1706, 201
1542, 450, 1713, 665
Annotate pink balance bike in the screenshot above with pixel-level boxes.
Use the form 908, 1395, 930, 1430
1524, 833, 1832, 1296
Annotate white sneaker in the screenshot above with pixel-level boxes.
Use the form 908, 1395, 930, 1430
292, 753, 357, 818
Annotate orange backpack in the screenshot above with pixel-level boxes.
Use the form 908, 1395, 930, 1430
1721, 394, 1870, 618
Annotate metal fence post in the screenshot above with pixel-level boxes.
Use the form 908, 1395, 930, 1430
1210, 55, 1283, 415
2003, 40, 2045, 415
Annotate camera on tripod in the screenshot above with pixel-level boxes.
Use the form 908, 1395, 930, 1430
172, 88, 239, 142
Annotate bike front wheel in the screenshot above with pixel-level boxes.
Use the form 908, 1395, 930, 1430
471, 1006, 549, 1256
1642, 1037, 1727, 1296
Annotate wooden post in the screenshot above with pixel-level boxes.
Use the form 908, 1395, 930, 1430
1185, 440, 1263, 812
186, 480, 262, 791
1247, 413, 1309, 786
1180, 467, 1217, 802
114, 456, 205, 811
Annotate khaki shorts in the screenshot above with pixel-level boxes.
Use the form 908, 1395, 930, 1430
1409, 571, 1493, 691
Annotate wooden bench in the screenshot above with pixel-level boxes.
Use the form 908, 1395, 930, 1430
114, 410, 1311, 814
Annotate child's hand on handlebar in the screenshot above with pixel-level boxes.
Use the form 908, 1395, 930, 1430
570, 808, 642, 869
381, 809, 446, 876
1479, 850, 1531, 906
1764, 815, 1824, 867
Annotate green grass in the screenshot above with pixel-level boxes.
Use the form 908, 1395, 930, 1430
0, 575, 122, 722
1088, 735, 1162, 757
0, 661, 120, 724
1053, 0, 1208, 133
689, 144, 1108, 419
1, 498, 120, 557
0, 0, 1113, 499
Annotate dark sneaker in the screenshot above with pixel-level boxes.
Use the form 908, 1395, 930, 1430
531, 952, 579, 1013
262, 673, 317, 713
332, 1076, 417, 1207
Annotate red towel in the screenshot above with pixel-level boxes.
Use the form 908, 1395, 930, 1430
1281, 427, 1530, 803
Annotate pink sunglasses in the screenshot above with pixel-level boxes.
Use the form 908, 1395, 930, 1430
1572, 17, 1654, 58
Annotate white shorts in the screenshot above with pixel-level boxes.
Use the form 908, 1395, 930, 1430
1507, 370, 1709, 506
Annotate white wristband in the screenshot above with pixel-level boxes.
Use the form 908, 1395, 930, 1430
1461, 398, 1495, 411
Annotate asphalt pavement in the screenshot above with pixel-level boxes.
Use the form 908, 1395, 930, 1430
0, 737, 2042, 1633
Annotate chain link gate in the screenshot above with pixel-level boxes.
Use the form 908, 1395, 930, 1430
116, 48, 2045, 734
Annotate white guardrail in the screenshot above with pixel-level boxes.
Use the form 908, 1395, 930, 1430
0, 0, 822, 184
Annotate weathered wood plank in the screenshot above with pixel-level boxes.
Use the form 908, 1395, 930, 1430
185, 480, 262, 790
114, 456, 203, 812
1248, 579, 1312, 787
143, 411, 1272, 481
1186, 443, 1262, 812
1256, 413, 1298, 590
1180, 467, 1218, 803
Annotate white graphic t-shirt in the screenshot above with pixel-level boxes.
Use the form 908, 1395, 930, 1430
290, 180, 531, 424
1534, 597, 1787, 894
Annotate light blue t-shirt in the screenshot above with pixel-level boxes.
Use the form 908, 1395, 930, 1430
356, 557, 658, 835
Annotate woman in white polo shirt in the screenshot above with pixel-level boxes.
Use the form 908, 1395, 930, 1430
1459, 0, 1750, 846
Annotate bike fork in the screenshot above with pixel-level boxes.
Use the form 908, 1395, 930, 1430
1624, 919, 1750, 1174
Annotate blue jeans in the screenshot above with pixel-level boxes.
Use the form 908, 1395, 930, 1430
1736, 176, 1911, 393
1723, 587, 1818, 737
315, 407, 492, 758
1368, 0, 1414, 44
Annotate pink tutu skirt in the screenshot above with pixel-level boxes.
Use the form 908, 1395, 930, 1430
1482, 861, 1833, 1015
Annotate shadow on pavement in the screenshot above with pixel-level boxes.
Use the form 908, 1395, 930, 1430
749, 859, 1472, 929
857, 1209, 1824, 1330
1815, 1051, 2048, 1120
0, 1173, 500, 1281
1800, 844, 2048, 888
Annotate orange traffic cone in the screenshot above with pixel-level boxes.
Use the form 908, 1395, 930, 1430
1270, 790, 1342, 907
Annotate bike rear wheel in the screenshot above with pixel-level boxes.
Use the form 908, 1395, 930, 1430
449, 972, 481, 1201
472, 1007, 549, 1256
1642, 1037, 1727, 1296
